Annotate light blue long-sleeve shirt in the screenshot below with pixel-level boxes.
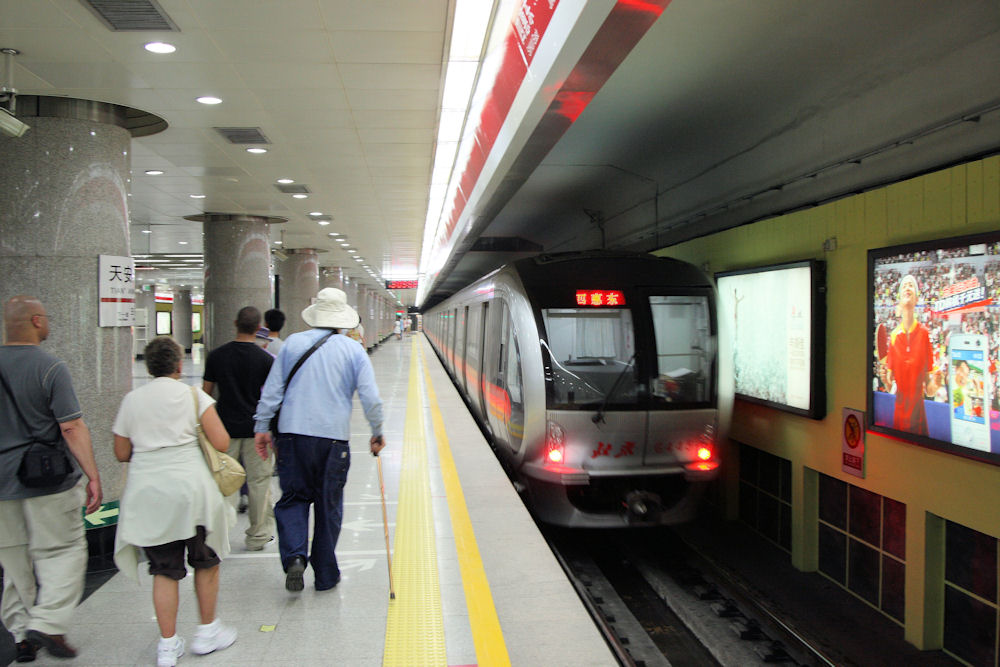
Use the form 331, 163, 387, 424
253, 329, 383, 439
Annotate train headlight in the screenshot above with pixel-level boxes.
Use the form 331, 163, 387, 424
544, 420, 565, 465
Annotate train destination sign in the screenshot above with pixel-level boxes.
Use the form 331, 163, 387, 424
575, 290, 625, 307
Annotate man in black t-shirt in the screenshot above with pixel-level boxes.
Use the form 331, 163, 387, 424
203, 306, 275, 550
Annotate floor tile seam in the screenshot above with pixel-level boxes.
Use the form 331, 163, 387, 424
419, 342, 512, 667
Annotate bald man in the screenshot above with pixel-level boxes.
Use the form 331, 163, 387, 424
0, 295, 102, 661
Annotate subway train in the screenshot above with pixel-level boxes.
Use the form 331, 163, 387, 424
424, 251, 721, 528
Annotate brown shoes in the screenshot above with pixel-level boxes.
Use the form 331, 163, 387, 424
26, 630, 77, 659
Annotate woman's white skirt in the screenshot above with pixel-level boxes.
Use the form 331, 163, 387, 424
113, 442, 235, 582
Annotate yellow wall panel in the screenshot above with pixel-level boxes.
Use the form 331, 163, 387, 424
966, 159, 984, 224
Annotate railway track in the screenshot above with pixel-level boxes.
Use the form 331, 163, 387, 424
547, 526, 836, 667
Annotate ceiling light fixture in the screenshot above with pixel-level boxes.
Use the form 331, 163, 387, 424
292, 194, 308, 199
178, 241, 188, 245
309, 212, 323, 216
189, 194, 206, 199
196, 96, 222, 105
145, 169, 164, 175
144, 41, 176, 54
277, 178, 294, 184
141, 229, 152, 234
318, 220, 330, 226
246, 147, 267, 154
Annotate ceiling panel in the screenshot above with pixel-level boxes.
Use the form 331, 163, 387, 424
331, 30, 444, 64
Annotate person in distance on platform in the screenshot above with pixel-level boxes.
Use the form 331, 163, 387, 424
203, 307, 276, 551
112, 337, 237, 667
263, 308, 286, 357
0, 295, 102, 663
253, 288, 386, 592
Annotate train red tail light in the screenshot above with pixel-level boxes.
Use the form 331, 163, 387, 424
685, 425, 718, 472
544, 421, 565, 466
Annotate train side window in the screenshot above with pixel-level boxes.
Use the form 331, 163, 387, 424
649, 295, 713, 403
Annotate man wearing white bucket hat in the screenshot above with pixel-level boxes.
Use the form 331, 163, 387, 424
253, 288, 386, 592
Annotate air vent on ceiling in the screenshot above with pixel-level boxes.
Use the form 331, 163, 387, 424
80, 0, 179, 31
214, 127, 271, 145
275, 184, 310, 194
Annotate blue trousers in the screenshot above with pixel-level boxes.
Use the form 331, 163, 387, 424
274, 434, 350, 591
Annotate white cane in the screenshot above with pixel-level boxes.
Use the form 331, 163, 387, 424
375, 452, 396, 600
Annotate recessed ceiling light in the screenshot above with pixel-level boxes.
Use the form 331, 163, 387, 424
189, 194, 206, 199
348, 249, 357, 254
141, 229, 152, 234
246, 147, 267, 154
144, 41, 176, 54
309, 212, 323, 217
354, 257, 364, 262
339, 242, 349, 247
318, 220, 330, 226
274, 240, 283, 245
277, 178, 294, 184
178, 241, 189, 245
196, 96, 222, 105
292, 194, 308, 199
145, 169, 164, 175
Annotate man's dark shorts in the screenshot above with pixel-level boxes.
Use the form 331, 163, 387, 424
143, 526, 220, 580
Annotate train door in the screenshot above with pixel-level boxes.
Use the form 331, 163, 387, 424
485, 301, 511, 448
503, 321, 525, 452
465, 303, 484, 420
448, 308, 458, 374
475, 302, 490, 423
456, 305, 468, 392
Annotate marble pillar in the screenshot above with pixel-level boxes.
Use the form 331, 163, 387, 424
320, 266, 344, 290
196, 214, 284, 352
0, 98, 163, 500
282, 249, 320, 336
171, 287, 192, 351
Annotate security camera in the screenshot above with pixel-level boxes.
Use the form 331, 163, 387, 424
0, 106, 29, 137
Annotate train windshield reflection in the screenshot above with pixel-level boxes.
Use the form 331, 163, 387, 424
649, 295, 713, 403
541, 308, 637, 407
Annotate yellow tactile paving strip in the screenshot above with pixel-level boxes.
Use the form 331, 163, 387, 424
421, 343, 511, 667
383, 343, 446, 666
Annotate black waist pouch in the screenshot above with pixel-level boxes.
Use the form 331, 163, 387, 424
17, 442, 72, 488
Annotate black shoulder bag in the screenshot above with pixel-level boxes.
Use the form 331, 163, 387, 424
269, 330, 336, 435
0, 369, 73, 488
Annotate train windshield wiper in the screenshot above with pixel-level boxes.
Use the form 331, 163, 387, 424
593, 353, 636, 424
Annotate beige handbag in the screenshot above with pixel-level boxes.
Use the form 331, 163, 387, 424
190, 387, 246, 497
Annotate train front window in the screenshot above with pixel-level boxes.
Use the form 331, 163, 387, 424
541, 308, 637, 407
649, 295, 713, 403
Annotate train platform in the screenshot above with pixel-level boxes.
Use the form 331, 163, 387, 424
0, 334, 613, 667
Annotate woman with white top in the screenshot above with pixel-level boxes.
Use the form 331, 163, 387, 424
112, 337, 237, 667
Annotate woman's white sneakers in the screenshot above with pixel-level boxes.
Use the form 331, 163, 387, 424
190, 618, 238, 655
156, 635, 184, 667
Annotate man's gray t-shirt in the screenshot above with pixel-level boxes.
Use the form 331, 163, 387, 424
0, 345, 83, 500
